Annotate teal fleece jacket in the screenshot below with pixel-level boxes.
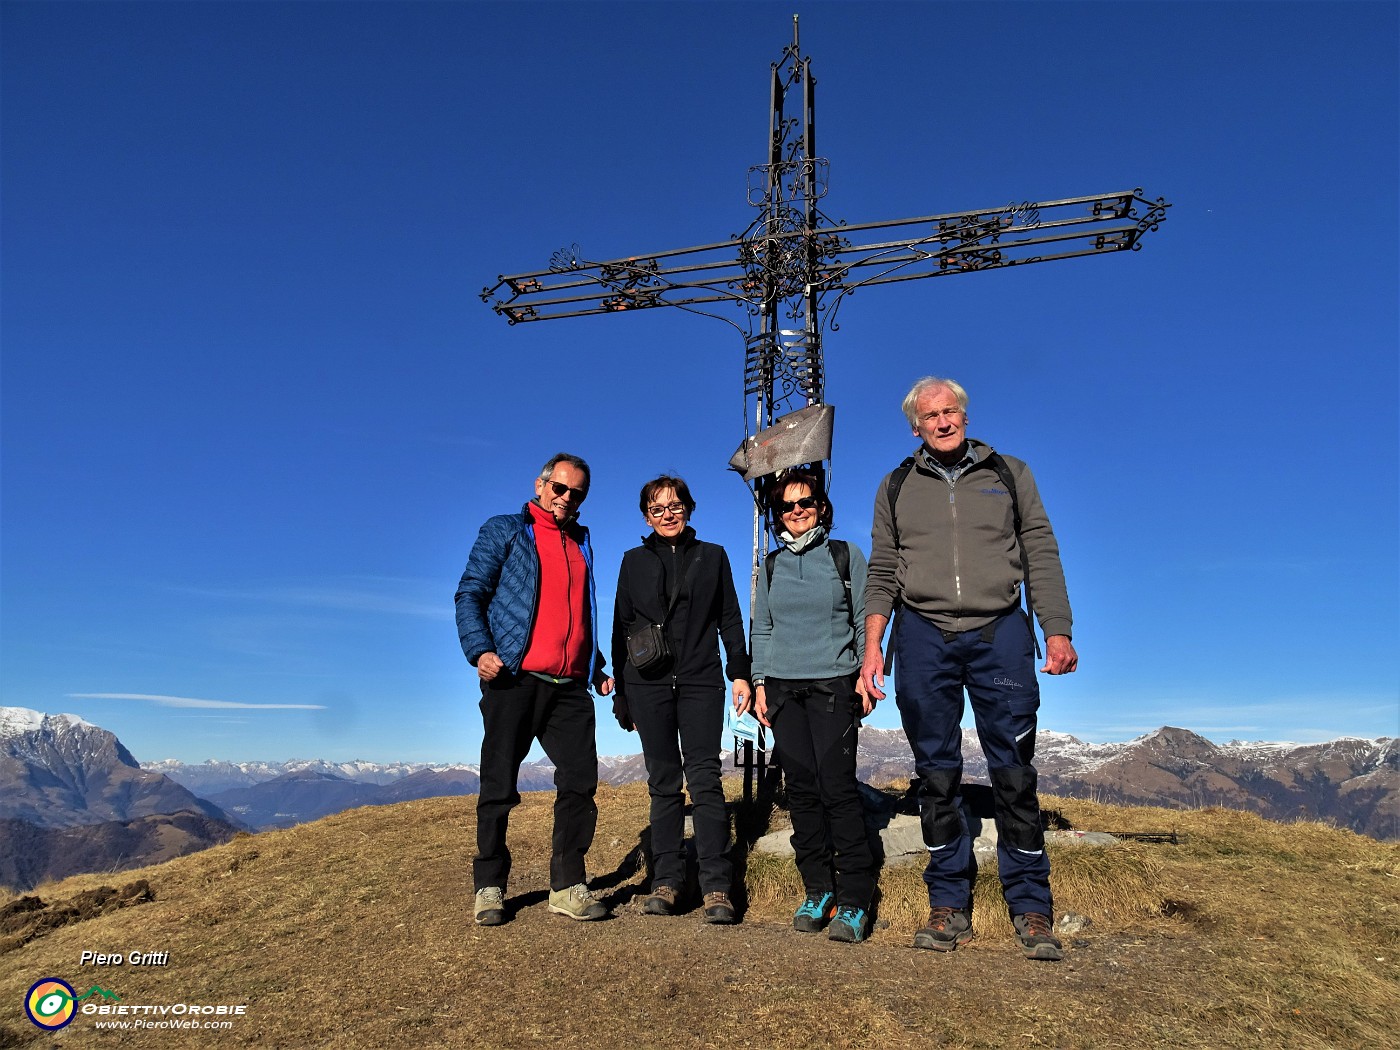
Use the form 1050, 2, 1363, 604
750, 531, 867, 681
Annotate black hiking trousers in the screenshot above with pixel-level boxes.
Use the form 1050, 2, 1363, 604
767, 673, 877, 909
473, 668, 598, 893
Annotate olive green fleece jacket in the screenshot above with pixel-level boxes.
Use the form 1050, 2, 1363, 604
865, 439, 1073, 639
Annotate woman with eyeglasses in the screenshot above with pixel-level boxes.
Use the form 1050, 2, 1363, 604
611, 475, 752, 925
751, 469, 877, 943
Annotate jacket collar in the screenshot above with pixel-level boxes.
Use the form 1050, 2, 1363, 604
523, 500, 584, 537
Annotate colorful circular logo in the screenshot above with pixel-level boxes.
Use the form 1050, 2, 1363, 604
25, 978, 76, 1030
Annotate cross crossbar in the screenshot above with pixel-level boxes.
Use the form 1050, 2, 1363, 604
481, 189, 1167, 325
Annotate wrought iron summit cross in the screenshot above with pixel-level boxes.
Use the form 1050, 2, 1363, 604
481, 17, 1168, 794
483, 17, 1169, 563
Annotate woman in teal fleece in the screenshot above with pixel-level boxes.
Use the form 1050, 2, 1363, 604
752, 470, 878, 943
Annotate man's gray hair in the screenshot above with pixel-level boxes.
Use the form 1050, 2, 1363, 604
539, 452, 591, 487
901, 376, 969, 428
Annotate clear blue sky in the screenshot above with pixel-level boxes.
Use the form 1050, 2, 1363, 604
3, 2, 1396, 765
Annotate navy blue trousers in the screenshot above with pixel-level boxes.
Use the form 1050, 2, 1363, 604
894, 608, 1052, 917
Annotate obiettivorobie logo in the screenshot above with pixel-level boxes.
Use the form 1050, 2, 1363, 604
25, 978, 248, 1030
25, 979, 119, 1030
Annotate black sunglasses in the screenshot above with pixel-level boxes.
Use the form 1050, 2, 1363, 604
776, 496, 820, 514
547, 480, 588, 501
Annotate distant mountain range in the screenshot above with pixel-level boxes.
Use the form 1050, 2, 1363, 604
854, 726, 1398, 840
201, 767, 485, 829
1, 706, 1394, 891
144, 723, 1398, 840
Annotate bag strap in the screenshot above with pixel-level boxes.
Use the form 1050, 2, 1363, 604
885, 453, 918, 549
983, 452, 1039, 657
829, 540, 854, 635
880, 456, 918, 677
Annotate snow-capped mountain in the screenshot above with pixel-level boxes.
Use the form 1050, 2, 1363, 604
0, 707, 245, 890
853, 725, 1397, 839
0, 706, 238, 828
142, 757, 475, 797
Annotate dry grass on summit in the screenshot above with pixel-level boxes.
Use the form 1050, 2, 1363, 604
1, 781, 1397, 1049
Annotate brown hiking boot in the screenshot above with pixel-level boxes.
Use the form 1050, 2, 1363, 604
913, 906, 973, 951
642, 884, 680, 916
702, 891, 736, 925
1013, 912, 1063, 961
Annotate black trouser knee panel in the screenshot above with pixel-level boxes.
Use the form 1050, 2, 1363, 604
989, 765, 1044, 852
918, 767, 963, 848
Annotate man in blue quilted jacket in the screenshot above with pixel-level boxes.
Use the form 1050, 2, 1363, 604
455, 452, 615, 926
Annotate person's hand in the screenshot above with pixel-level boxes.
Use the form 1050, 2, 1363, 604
854, 675, 874, 716
731, 679, 752, 713
612, 694, 634, 732
594, 672, 616, 696
1040, 635, 1078, 675
860, 648, 886, 702
478, 652, 504, 681
754, 684, 770, 728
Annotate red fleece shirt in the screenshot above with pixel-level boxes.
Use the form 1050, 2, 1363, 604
520, 501, 591, 679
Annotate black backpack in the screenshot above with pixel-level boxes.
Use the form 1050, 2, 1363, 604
885, 449, 1040, 657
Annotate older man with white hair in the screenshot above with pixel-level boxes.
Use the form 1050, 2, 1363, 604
862, 377, 1078, 962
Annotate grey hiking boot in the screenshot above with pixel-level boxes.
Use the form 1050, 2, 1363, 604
548, 883, 609, 921
1013, 912, 1063, 961
474, 886, 505, 926
913, 906, 973, 951
702, 891, 736, 925
642, 884, 680, 916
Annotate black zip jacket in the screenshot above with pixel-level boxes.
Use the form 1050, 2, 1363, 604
611, 526, 751, 694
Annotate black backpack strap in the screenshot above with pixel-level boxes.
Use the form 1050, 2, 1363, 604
764, 549, 778, 589
885, 454, 918, 549
985, 452, 1021, 536
984, 452, 1040, 659
881, 456, 918, 676
829, 539, 854, 634
829, 538, 851, 585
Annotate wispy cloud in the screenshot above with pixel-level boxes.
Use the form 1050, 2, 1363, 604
168, 577, 450, 620
68, 693, 327, 711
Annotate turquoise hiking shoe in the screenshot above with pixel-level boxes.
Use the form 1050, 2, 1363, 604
827, 905, 869, 943
792, 891, 836, 933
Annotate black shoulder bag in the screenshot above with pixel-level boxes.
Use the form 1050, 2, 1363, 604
625, 548, 692, 672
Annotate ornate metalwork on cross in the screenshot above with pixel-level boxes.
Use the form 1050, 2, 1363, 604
480, 17, 1169, 790
482, 16, 1167, 500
